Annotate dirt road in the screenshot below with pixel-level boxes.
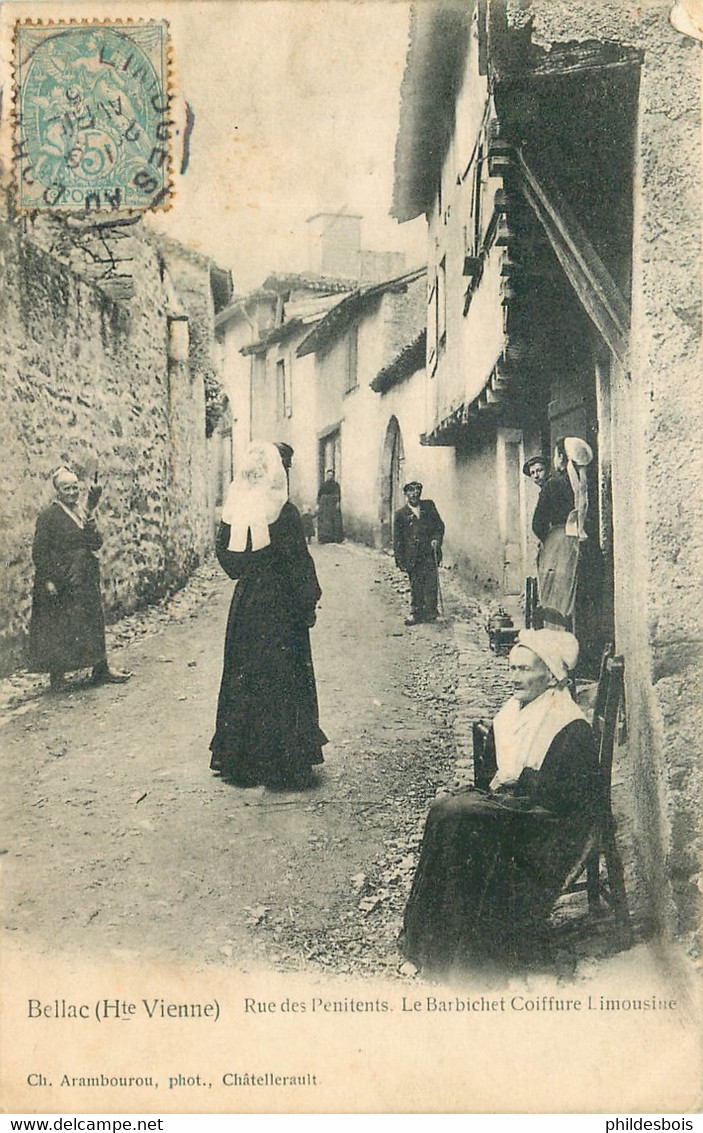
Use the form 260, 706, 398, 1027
1, 543, 464, 977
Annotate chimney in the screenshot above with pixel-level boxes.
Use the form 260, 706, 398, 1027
306, 211, 362, 279
358, 249, 406, 284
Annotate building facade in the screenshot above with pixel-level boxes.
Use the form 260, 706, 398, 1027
296, 267, 444, 548
215, 272, 355, 512
215, 212, 420, 523
391, 0, 702, 950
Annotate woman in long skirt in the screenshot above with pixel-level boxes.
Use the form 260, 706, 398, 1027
532, 437, 604, 671
316, 470, 344, 543
209, 442, 327, 790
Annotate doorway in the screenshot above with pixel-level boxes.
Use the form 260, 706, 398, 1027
545, 324, 613, 673
319, 428, 341, 488
496, 428, 527, 594
380, 416, 405, 549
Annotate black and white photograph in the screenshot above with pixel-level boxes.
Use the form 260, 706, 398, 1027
0, 0, 701, 1116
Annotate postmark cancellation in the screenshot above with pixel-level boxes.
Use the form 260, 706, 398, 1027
14, 20, 172, 213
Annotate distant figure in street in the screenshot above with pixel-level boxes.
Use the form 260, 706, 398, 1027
400, 629, 599, 973
316, 469, 344, 543
394, 481, 445, 625
28, 466, 132, 691
301, 509, 316, 544
209, 441, 327, 790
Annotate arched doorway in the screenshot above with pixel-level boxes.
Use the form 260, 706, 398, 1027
379, 416, 405, 549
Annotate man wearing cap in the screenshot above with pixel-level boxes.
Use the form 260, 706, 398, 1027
522, 454, 549, 491
393, 481, 445, 626
28, 466, 132, 691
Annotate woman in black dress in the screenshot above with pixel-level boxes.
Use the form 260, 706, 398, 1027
28, 466, 131, 690
316, 470, 344, 543
209, 442, 327, 789
401, 629, 600, 972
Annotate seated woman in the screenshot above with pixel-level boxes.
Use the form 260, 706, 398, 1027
400, 629, 600, 972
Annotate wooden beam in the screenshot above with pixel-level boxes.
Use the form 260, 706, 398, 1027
514, 148, 630, 364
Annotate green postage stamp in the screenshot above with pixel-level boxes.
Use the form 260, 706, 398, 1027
14, 21, 171, 212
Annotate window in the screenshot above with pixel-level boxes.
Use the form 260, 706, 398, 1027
319, 430, 341, 483
427, 258, 448, 374
470, 142, 485, 257
437, 257, 447, 355
277, 357, 292, 419
427, 279, 437, 375
344, 325, 358, 394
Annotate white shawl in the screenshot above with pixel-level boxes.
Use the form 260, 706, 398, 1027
563, 437, 593, 541
57, 501, 86, 528
221, 443, 288, 552
490, 685, 586, 789
565, 459, 589, 541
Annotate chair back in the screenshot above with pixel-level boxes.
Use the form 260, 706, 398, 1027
525, 576, 543, 629
592, 646, 625, 810
592, 643, 614, 741
472, 719, 496, 791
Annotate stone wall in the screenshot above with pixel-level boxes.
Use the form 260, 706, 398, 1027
0, 206, 211, 676
524, 0, 703, 950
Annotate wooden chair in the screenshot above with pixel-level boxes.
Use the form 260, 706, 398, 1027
574, 646, 631, 933
471, 645, 631, 935
525, 576, 542, 628
472, 719, 496, 792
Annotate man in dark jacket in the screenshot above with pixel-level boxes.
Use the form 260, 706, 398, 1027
393, 481, 445, 625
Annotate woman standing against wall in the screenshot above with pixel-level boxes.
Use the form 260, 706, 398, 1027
316, 469, 344, 543
532, 436, 604, 671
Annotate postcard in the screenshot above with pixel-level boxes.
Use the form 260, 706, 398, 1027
0, 0, 701, 1116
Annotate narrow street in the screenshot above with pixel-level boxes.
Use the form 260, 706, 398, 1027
1, 538, 654, 986
1, 543, 472, 978
4, 540, 702, 1120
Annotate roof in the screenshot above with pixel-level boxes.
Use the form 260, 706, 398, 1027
391, 3, 472, 223
371, 329, 427, 393
215, 271, 356, 330
262, 272, 356, 295
214, 289, 278, 330
306, 211, 363, 223
240, 317, 310, 356
391, 4, 641, 225
296, 266, 426, 358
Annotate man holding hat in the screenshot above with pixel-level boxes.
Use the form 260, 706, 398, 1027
393, 481, 445, 626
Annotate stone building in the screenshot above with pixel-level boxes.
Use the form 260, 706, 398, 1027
214, 212, 411, 517
391, 0, 702, 950
0, 200, 232, 675
296, 267, 449, 548
215, 272, 355, 513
